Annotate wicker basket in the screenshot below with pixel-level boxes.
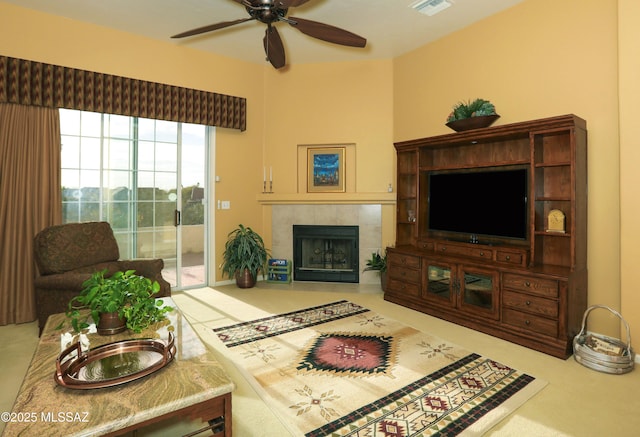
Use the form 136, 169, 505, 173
573, 305, 635, 374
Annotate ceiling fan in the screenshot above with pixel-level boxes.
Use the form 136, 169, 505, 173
171, 0, 367, 69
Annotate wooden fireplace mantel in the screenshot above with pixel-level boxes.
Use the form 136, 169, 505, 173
256, 192, 396, 205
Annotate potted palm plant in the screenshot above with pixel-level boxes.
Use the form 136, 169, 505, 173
363, 250, 388, 291
221, 224, 270, 288
66, 269, 172, 334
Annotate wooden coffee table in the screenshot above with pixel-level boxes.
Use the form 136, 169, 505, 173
3, 299, 234, 436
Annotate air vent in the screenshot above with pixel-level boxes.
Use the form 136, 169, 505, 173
409, 0, 453, 16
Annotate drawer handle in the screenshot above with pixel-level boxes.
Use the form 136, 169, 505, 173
526, 300, 531, 306
441, 247, 447, 251
525, 320, 531, 325
525, 281, 531, 287
506, 255, 511, 261
479, 251, 485, 257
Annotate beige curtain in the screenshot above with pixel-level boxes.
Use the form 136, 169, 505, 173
0, 103, 61, 325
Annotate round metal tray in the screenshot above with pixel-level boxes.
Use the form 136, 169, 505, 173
54, 332, 176, 389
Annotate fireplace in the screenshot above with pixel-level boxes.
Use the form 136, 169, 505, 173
293, 225, 359, 283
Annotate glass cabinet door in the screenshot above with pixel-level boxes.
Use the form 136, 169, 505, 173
460, 267, 499, 319
424, 263, 455, 307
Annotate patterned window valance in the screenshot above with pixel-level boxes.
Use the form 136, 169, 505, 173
0, 55, 246, 131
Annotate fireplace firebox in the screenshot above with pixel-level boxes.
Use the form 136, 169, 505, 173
293, 225, 359, 283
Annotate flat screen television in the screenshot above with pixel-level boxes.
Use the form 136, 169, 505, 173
427, 167, 528, 240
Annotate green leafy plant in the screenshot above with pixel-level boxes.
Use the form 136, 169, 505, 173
66, 269, 172, 333
363, 250, 387, 273
446, 98, 497, 122
220, 224, 270, 285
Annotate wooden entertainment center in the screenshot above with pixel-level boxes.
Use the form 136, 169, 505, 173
387, 114, 587, 359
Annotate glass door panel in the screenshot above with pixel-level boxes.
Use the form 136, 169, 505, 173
425, 264, 454, 306
460, 267, 499, 319
179, 123, 207, 288
463, 272, 493, 308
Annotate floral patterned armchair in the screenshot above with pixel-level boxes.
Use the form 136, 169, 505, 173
33, 221, 171, 335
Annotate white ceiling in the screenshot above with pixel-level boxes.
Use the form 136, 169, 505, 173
6, 0, 525, 66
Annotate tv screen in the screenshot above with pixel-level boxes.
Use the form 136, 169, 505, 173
428, 168, 528, 240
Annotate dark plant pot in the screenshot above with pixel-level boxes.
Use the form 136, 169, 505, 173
97, 311, 127, 335
446, 114, 500, 132
235, 269, 257, 288
381, 271, 388, 292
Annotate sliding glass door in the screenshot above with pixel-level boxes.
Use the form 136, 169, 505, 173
60, 109, 209, 289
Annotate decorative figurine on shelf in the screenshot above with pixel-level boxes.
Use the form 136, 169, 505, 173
546, 209, 566, 233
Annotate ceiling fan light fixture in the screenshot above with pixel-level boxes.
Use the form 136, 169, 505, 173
409, 0, 453, 16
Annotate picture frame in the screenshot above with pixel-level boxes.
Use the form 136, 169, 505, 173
307, 147, 345, 192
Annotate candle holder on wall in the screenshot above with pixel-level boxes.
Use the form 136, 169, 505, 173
262, 166, 274, 193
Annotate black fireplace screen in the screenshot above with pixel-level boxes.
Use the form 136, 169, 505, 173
293, 225, 359, 283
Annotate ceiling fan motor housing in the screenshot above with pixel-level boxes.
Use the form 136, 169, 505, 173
246, 0, 288, 24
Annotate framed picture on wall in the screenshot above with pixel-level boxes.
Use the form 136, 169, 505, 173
307, 147, 345, 192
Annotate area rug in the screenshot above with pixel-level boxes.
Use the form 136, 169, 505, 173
213, 300, 547, 436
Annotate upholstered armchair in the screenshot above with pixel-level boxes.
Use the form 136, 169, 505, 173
33, 221, 171, 335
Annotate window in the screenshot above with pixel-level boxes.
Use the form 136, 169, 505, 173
60, 109, 209, 288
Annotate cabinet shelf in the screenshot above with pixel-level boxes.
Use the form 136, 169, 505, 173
535, 197, 571, 202
534, 230, 571, 237
535, 162, 571, 168
420, 160, 529, 172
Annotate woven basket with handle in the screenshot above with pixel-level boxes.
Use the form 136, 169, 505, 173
573, 305, 635, 374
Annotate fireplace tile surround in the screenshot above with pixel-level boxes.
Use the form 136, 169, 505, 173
271, 204, 382, 285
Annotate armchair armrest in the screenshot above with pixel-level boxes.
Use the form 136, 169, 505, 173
116, 259, 171, 297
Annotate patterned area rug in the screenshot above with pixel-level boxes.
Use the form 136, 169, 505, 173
213, 300, 546, 436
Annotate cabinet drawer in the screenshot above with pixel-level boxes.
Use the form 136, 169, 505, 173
502, 290, 558, 318
496, 250, 524, 266
503, 308, 558, 337
388, 252, 421, 269
387, 278, 421, 297
417, 240, 435, 251
389, 266, 421, 283
436, 243, 493, 260
502, 274, 559, 298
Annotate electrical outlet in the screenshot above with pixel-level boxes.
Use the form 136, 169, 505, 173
221, 200, 231, 210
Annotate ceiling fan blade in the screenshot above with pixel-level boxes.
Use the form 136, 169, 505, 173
263, 26, 286, 69
171, 17, 254, 38
288, 17, 366, 48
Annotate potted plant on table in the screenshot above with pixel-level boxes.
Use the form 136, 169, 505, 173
221, 224, 270, 288
363, 250, 388, 291
445, 98, 500, 132
66, 269, 172, 335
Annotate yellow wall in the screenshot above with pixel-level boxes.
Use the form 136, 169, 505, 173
262, 61, 394, 194
619, 0, 640, 352
393, 0, 623, 338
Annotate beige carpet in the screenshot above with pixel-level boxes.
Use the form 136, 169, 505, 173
212, 300, 547, 436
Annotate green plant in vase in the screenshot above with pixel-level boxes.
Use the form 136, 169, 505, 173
363, 250, 388, 291
446, 98, 497, 122
221, 224, 270, 288
66, 269, 172, 334
445, 98, 500, 131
